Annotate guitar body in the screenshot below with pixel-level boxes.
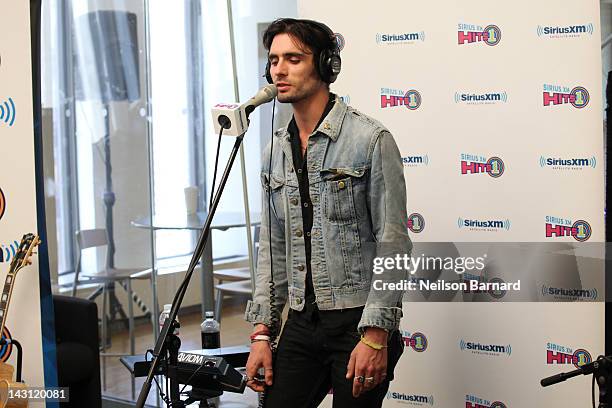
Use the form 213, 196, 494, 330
0, 362, 27, 408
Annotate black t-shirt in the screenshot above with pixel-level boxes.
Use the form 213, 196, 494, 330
287, 93, 364, 333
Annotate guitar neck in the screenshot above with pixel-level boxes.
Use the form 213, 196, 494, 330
0, 271, 16, 336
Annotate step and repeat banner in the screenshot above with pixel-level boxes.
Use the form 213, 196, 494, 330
0, 1, 54, 406
300, 0, 604, 407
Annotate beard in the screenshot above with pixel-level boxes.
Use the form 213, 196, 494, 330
275, 78, 322, 104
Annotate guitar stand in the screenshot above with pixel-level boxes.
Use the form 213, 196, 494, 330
0, 338, 23, 383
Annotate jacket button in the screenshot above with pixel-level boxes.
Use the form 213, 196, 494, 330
296, 297, 302, 304
290, 198, 298, 205
296, 229, 303, 237
338, 181, 346, 189
297, 264, 305, 271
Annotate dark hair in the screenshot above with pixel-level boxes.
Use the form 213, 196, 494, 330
263, 18, 336, 58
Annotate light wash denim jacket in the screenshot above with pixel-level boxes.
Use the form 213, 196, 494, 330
245, 96, 411, 334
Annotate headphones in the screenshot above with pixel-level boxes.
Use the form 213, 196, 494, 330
265, 19, 342, 84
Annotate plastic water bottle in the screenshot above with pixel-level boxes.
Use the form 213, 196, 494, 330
159, 304, 179, 335
201, 311, 220, 349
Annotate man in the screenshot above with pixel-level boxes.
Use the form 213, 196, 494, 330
244, 18, 411, 407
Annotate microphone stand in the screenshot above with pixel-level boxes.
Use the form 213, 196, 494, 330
541, 355, 612, 408
136, 131, 246, 408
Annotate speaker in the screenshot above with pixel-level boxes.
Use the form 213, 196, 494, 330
74, 10, 140, 102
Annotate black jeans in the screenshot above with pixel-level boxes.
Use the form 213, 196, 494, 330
264, 310, 404, 408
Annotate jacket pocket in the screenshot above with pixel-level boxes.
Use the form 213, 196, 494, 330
321, 167, 367, 225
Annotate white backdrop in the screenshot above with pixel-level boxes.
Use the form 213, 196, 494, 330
299, 0, 605, 406
0, 1, 47, 406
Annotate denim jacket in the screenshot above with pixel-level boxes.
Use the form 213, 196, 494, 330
245, 96, 412, 334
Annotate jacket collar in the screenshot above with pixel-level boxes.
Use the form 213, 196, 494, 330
274, 94, 348, 143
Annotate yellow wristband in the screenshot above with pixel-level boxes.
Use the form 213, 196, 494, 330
360, 335, 387, 351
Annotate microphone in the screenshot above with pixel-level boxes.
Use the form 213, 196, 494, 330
211, 84, 278, 137
242, 84, 278, 117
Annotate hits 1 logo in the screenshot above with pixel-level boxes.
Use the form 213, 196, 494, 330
380, 88, 422, 110
458, 24, 502, 46
545, 216, 591, 242
401, 331, 428, 352
466, 402, 507, 408
543, 85, 589, 108
461, 154, 504, 178
465, 395, 507, 408
407, 213, 425, 233
547, 343, 592, 368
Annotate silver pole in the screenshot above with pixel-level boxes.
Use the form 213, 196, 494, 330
226, 0, 256, 287
603, 33, 612, 50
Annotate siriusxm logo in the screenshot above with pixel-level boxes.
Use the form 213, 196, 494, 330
381, 88, 422, 110
539, 156, 596, 169
545, 215, 591, 242
376, 31, 425, 44
401, 331, 428, 352
543, 84, 589, 108
546, 342, 592, 368
0, 240, 19, 263
541, 285, 598, 301
537, 23, 594, 38
460, 339, 512, 357
0, 97, 16, 127
458, 23, 502, 46
458, 218, 510, 231
339, 95, 350, 104
460, 154, 504, 178
466, 394, 507, 408
386, 391, 433, 405
455, 91, 508, 104
407, 213, 425, 233
402, 155, 429, 167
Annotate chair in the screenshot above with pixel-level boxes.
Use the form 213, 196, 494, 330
214, 226, 259, 322
70, 228, 151, 399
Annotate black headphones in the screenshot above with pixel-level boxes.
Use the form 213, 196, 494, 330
265, 19, 342, 84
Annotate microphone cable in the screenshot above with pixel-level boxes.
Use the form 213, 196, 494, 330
267, 98, 280, 346
258, 98, 279, 408
209, 126, 225, 210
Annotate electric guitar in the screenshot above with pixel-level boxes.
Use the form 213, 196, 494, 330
0, 233, 40, 408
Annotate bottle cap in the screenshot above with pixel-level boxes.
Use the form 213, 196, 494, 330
205, 311, 215, 319
163, 304, 172, 313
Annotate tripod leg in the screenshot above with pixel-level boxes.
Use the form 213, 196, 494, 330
87, 285, 103, 301
107, 282, 129, 330
117, 280, 151, 317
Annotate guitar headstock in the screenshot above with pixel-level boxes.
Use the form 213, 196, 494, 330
8, 233, 41, 274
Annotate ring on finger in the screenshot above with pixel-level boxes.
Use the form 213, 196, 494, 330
355, 375, 365, 384
365, 377, 375, 383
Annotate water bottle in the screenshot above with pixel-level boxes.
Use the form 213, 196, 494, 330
159, 304, 179, 335
201, 311, 220, 349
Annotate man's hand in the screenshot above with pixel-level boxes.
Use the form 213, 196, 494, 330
245, 324, 274, 392
345, 327, 389, 398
